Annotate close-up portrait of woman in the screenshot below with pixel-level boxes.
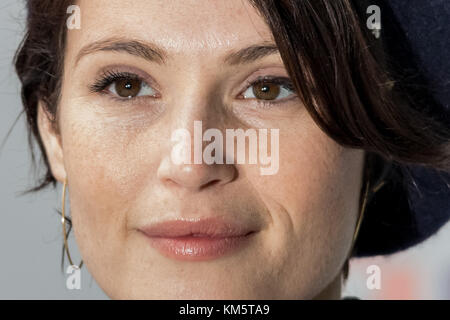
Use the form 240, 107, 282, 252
0, 0, 449, 302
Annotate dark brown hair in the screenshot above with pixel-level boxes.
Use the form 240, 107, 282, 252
13, 0, 450, 275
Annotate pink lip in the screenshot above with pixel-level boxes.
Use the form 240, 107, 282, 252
139, 217, 257, 261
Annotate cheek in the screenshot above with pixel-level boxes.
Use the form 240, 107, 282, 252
60, 96, 165, 204
246, 122, 364, 297
251, 120, 364, 239
58, 100, 164, 273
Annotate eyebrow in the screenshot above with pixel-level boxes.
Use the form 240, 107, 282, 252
75, 38, 280, 66
224, 43, 280, 65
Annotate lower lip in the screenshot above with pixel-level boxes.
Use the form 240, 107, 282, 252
143, 233, 255, 261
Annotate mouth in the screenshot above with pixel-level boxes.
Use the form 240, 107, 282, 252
138, 217, 258, 261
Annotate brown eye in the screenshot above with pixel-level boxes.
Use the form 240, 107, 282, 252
242, 78, 295, 102
252, 82, 281, 100
114, 78, 142, 98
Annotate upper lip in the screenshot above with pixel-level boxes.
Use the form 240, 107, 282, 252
139, 217, 257, 238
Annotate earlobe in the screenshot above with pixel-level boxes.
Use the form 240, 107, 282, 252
37, 102, 67, 183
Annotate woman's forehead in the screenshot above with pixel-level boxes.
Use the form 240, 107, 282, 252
70, 0, 274, 54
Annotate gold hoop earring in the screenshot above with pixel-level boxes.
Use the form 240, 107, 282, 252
350, 181, 370, 251
342, 166, 387, 280
61, 178, 83, 269
348, 178, 386, 258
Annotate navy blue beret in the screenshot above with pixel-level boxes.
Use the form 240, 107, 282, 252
386, 0, 450, 114
351, 0, 450, 257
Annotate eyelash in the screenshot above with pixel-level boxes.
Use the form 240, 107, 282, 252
89, 70, 297, 106
89, 70, 148, 95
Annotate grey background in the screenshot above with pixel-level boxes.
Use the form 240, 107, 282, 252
0, 0, 448, 299
0, 0, 107, 299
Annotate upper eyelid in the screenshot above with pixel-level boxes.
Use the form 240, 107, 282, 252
91, 66, 159, 91
102, 71, 146, 85
243, 76, 294, 90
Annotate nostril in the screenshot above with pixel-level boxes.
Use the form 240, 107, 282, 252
157, 156, 238, 191
199, 179, 222, 191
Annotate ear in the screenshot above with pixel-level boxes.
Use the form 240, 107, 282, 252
37, 102, 67, 183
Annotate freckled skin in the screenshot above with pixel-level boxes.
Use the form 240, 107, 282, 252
38, 0, 365, 299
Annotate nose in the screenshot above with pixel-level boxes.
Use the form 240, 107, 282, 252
157, 156, 237, 192
155, 70, 238, 192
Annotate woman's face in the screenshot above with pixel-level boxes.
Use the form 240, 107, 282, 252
38, 0, 365, 299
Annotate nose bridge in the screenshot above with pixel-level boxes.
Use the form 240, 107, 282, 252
156, 70, 236, 192
168, 68, 224, 132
